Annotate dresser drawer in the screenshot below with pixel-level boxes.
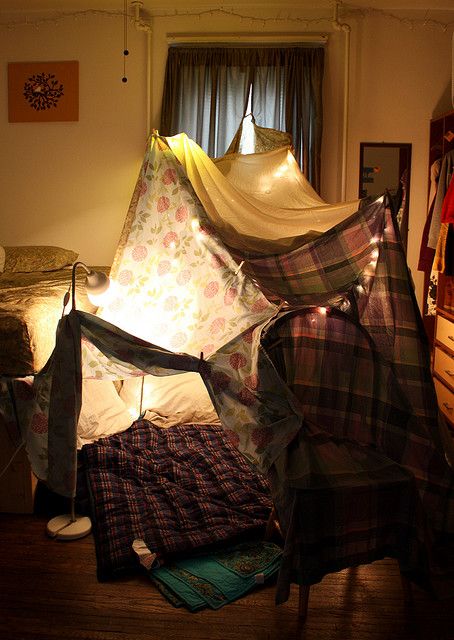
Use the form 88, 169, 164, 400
433, 347, 454, 390
435, 314, 454, 353
434, 378, 454, 424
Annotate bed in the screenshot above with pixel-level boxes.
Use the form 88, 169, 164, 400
0, 245, 109, 376
0, 245, 112, 513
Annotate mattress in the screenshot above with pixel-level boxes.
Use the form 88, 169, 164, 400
0, 267, 109, 376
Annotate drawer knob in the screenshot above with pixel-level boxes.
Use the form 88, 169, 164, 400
442, 402, 453, 413
444, 370, 454, 377
449, 336, 454, 342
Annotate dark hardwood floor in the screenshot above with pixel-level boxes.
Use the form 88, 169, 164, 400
1, 513, 453, 640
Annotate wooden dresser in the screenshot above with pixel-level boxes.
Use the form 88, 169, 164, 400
433, 273, 454, 431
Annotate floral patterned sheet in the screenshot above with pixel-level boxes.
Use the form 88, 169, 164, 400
0, 268, 108, 376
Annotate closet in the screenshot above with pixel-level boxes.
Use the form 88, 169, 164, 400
427, 109, 454, 431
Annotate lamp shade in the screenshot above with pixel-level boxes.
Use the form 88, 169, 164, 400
86, 269, 110, 296
70, 262, 111, 310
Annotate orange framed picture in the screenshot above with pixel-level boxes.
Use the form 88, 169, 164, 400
8, 60, 79, 123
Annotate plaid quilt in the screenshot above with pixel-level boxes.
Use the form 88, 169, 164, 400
262, 306, 454, 602
79, 420, 272, 580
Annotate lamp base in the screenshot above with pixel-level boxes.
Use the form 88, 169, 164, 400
46, 514, 92, 541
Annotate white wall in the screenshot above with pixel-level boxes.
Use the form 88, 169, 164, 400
346, 13, 453, 305
1, 8, 453, 308
0, 14, 147, 267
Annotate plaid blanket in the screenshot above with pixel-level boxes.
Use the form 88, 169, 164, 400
263, 307, 454, 602
79, 420, 272, 580
245, 201, 454, 602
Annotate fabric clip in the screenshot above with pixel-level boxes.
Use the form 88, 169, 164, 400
234, 260, 245, 275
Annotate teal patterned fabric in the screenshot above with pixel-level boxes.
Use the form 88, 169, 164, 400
150, 541, 282, 611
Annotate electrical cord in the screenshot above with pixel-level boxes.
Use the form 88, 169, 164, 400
0, 440, 25, 480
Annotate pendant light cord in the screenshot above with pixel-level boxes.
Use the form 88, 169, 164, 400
122, 0, 129, 83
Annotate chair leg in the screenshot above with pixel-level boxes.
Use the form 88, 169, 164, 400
400, 573, 413, 604
265, 506, 277, 540
298, 584, 310, 621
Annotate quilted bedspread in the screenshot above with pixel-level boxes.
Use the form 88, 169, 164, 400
0, 268, 107, 376
79, 420, 273, 580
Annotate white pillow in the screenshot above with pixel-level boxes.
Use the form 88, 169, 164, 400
120, 372, 220, 427
0, 246, 5, 273
77, 379, 133, 448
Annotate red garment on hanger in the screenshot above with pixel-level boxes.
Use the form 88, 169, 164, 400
441, 175, 454, 223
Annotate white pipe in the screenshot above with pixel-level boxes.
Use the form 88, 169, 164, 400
341, 26, 350, 202
131, 0, 151, 32
131, 1, 152, 136
332, 2, 351, 202
145, 27, 151, 136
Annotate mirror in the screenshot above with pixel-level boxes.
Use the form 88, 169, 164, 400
359, 142, 411, 252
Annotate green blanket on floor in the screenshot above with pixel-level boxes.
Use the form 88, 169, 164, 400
150, 541, 282, 611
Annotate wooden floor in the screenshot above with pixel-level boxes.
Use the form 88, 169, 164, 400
1, 514, 453, 640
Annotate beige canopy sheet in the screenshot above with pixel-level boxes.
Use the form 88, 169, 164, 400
166, 133, 360, 254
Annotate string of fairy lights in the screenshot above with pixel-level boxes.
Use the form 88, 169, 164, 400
1, 3, 453, 32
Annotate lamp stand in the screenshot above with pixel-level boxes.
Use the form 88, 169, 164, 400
46, 497, 92, 541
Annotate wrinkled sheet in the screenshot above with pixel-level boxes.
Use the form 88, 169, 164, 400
167, 133, 360, 253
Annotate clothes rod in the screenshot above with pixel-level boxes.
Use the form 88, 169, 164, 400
166, 32, 328, 44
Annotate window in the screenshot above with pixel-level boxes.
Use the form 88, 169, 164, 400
160, 44, 324, 191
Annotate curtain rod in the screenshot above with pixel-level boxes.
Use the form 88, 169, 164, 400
166, 32, 328, 45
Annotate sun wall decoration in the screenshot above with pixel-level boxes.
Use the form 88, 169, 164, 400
8, 60, 79, 123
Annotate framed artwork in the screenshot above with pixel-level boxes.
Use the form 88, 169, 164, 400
8, 60, 79, 123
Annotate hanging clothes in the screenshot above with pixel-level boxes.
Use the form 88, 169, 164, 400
418, 158, 441, 273
433, 156, 454, 275
428, 150, 454, 250
441, 174, 454, 224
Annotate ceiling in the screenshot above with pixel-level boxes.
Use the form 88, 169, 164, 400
1, 0, 453, 12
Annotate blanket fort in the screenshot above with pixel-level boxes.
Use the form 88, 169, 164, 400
12, 131, 454, 602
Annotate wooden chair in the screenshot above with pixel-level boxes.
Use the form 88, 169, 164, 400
296, 570, 413, 621
265, 461, 417, 624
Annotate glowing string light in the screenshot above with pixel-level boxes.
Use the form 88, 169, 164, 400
1, 3, 452, 32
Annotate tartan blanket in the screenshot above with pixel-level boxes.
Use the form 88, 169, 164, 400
263, 308, 454, 602
79, 420, 272, 580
